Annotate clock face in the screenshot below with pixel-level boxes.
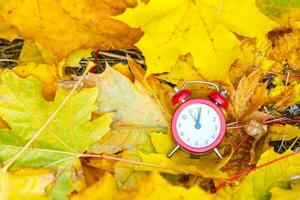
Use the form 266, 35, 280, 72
171, 98, 226, 153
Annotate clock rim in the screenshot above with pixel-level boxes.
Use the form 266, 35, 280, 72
171, 98, 226, 154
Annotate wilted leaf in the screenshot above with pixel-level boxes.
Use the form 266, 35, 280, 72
88, 128, 155, 154
269, 81, 300, 109
231, 69, 268, 119
127, 56, 174, 121
117, 0, 276, 80
266, 27, 300, 70
85, 67, 168, 130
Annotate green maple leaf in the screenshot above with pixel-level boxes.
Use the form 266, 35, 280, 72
0, 70, 114, 169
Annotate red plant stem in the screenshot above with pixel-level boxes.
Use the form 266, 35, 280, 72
264, 117, 300, 125
89, 49, 99, 73
212, 150, 300, 193
232, 135, 251, 153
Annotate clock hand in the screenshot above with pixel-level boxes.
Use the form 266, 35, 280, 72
189, 110, 197, 122
195, 108, 201, 129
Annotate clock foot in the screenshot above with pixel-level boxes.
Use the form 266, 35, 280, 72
214, 148, 223, 158
167, 145, 180, 158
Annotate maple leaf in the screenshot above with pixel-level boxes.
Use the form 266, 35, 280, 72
267, 28, 300, 71
18, 40, 58, 65
268, 124, 300, 141
220, 148, 300, 200
231, 69, 268, 120
269, 81, 300, 109
1, 0, 142, 59
88, 128, 155, 154
85, 67, 168, 129
71, 173, 118, 200
127, 56, 174, 121
0, 21, 19, 41
12, 62, 58, 100
71, 172, 215, 200
0, 70, 113, 168
0, 70, 113, 199
270, 183, 300, 200
117, 0, 277, 80
158, 53, 205, 86
257, 0, 300, 25
0, 168, 54, 200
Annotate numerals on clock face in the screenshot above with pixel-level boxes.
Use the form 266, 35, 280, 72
176, 103, 221, 148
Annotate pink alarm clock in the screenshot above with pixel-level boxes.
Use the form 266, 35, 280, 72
167, 81, 228, 158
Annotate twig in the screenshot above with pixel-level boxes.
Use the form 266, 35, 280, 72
0, 59, 18, 63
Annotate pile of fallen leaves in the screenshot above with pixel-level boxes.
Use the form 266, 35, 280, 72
0, 0, 299, 199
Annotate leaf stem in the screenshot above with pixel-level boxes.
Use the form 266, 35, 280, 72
2, 62, 95, 171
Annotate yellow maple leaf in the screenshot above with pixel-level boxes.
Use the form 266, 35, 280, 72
269, 81, 300, 109
72, 172, 214, 200
1, 0, 142, 59
0, 168, 54, 200
12, 62, 58, 100
268, 124, 300, 141
117, 0, 277, 80
270, 183, 300, 200
71, 173, 117, 200
221, 149, 300, 200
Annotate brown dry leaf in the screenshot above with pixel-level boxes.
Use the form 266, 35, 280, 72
231, 69, 268, 120
267, 27, 300, 70
1, 0, 142, 59
269, 81, 300, 109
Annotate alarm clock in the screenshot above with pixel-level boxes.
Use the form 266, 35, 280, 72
167, 81, 228, 158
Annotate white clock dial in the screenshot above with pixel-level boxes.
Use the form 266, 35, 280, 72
176, 103, 221, 148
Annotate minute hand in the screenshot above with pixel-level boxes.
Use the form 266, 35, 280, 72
195, 109, 201, 129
